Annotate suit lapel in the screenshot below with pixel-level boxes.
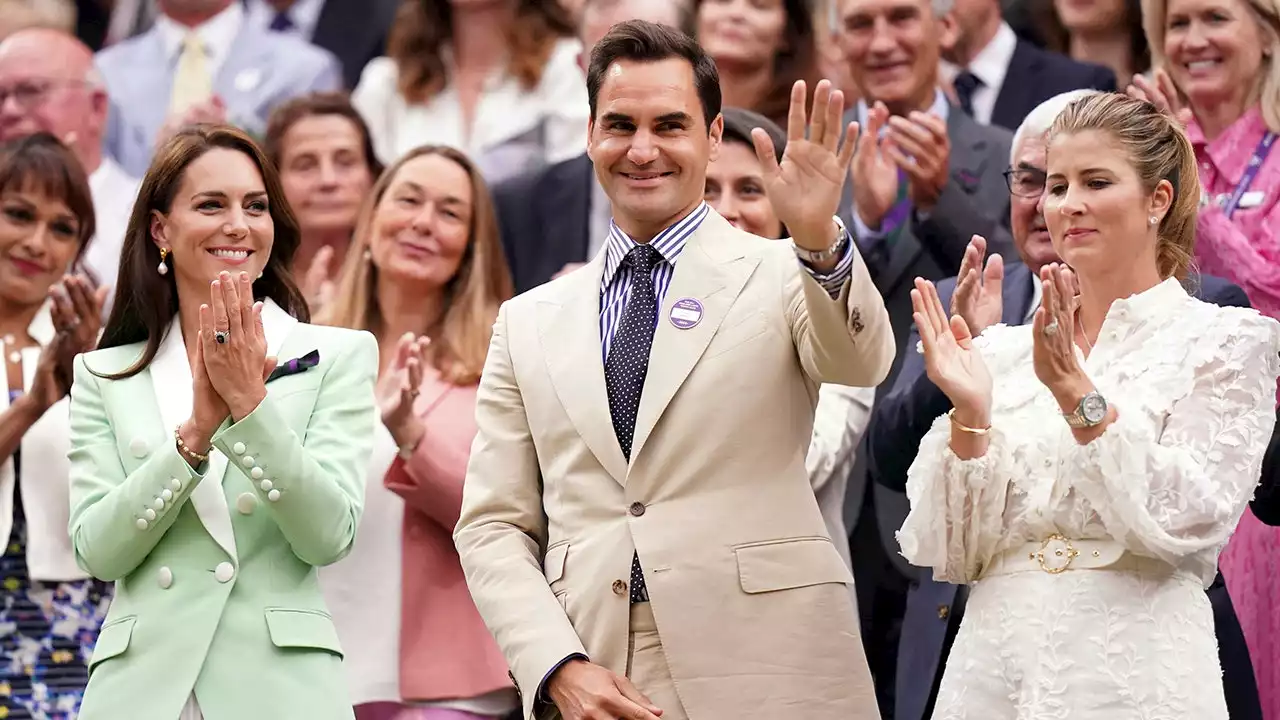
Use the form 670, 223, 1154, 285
538, 251, 629, 485
147, 301, 298, 562
991, 42, 1039, 130
630, 214, 760, 464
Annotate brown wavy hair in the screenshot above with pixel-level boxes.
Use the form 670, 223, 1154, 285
387, 0, 576, 105
96, 124, 309, 379
1048, 93, 1200, 280
0, 133, 96, 270
262, 91, 385, 179
320, 146, 513, 385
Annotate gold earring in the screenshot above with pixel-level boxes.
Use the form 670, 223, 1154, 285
157, 247, 169, 276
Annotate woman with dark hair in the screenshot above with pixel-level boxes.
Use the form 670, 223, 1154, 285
1035, 0, 1150, 82
695, 0, 820, 128
352, 0, 587, 185
0, 132, 109, 719
264, 92, 383, 314
67, 124, 379, 720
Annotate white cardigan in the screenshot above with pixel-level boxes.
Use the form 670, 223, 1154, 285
0, 302, 84, 581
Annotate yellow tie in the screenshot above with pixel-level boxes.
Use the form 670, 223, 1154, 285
170, 32, 212, 114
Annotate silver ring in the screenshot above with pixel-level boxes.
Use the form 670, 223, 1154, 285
1042, 321, 1059, 337
214, 330, 229, 344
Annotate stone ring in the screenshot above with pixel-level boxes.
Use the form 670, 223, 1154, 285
214, 330, 229, 344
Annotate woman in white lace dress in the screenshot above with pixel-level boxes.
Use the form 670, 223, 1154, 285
898, 92, 1280, 719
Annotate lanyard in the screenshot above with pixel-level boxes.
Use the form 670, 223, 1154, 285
1223, 131, 1277, 219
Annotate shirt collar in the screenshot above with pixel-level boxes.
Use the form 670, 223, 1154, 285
600, 202, 709, 292
965, 22, 1017, 94
1106, 277, 1188, 325
1187, 104, 1272, 186
154, 1, 244, 66
856, 88, 950, 130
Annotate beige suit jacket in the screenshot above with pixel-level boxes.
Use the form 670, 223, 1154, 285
455, 211, 893, 720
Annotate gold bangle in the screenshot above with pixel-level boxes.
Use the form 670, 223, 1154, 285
948, 408, 991, 436
174, 426, 209, 464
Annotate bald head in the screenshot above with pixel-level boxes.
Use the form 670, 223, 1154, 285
0, 28, 106, 170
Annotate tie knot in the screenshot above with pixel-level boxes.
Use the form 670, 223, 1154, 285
181, 32, 205, 54
953, 70, 982, 95
269, 11, 294, 32
625, 244, 660, 274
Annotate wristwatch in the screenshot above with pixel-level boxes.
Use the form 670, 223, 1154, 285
1064, 391, 1108, 428
792, 215, 849, 264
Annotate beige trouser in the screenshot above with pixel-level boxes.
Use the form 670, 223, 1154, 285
626, 602, 689, 720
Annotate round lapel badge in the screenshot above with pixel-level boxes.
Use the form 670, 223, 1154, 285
669, 297, 704, 329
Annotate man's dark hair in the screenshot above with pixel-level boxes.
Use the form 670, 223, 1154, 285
586, 19, 721, 130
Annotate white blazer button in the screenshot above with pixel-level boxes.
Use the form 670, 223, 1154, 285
250, 467, 264, 479
214, 562, 234, 583
144, 508, 157, 521
267, 489, 281, 503
158, 566, 173, 589
259, 479, 273, 492
169, 478, 182, 492
152, 497, 165, 511
135, 518, 149, 530
236, 492, 257, 515
232, 442, 246, 455
242, 456, 255, 468
130, 437, 149, 458
161, 489, 173, 501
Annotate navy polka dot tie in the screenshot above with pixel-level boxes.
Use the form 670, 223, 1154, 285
605, 244, 659, 604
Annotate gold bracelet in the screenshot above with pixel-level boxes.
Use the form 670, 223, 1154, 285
948, 408, 991, 436
174, 426, 209, 464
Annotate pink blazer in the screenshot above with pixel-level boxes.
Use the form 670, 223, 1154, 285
383, 372, 513, 702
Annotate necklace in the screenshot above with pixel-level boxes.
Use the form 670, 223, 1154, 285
3, 334, 21, 365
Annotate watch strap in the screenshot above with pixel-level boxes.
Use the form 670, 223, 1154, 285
792, 215, 848, 264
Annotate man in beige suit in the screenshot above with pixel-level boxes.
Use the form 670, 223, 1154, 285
455, 19, 892, 720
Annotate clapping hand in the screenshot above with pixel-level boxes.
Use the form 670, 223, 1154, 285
377, 332, 429, 452
886, 111, 950, 212
950, 236, 1004, 337
301, 245, 337, 315
29, 275, 108, 412
199, 271, 276, 422
911, 276, 992, 425
850, 102, 900, 231
1031, 263, 1089, 403
1126, 68, 1192, 127
752, 79, 858, 252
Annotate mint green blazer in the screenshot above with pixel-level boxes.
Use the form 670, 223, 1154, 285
67, 301, 378, 720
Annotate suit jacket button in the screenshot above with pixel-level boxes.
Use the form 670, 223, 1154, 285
628, 502, 645, 517
157, 566, 173, 589
214, 562, 235, 583
130, 437, 149, 458
612, 579, 628, 595
236, 492, 258, 515
938, 605, 950, 619
232, 442, 246, 455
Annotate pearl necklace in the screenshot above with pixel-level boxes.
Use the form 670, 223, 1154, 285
3, 335, 20, 365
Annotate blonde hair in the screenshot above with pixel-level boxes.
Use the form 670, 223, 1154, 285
1048, 93, 1201, 280
320, 146, 513, 386
1143, 0, 1280, 132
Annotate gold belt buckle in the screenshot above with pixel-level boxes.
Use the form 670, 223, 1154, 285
1030, 533, 1080, 574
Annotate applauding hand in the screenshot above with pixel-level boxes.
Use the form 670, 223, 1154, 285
199, 271, 276, 422
377, 332, 429, 453
1031, 263, 1092, 408
950, 236, 1004, 337
752, 79, 858, 253
850, 102, 900, 231
912, 276, 992, 425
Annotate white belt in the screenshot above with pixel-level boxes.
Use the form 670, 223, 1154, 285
980, 534, 1174, 579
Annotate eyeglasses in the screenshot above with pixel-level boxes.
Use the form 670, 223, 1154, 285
1003, 167, 1047, 198
0, 79, 86, 112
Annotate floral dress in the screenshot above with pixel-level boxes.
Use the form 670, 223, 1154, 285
0, 390, 112, 719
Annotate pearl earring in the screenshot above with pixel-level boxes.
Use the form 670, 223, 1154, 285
1149, 216, 1158, 226
157, 247, 169, 275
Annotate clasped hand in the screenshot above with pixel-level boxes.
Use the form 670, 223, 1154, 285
184, 271, 276, 450
1031, 263, 1092, 407
377, 332, 430, 452
30, 274, 107, 412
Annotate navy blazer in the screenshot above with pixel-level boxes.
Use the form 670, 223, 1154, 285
989, 40, 1117, 132
866, 262, 1262, 720
492, 153, 596, 295
1253, 408, 1280, 525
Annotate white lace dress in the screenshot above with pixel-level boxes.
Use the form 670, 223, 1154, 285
897, 278, 1280, 720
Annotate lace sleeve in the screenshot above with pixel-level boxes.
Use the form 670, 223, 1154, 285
1065, 312, 1280, 565
896, 324, 1021, 584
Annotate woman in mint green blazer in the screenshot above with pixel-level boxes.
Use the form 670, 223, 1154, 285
66, 124, 378, 720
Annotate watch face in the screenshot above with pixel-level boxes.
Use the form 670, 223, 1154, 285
1081, 393, 1108, 424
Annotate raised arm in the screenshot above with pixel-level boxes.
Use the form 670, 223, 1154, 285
384, 386, 477, 530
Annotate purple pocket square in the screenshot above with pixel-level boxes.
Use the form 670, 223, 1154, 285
267, 349, 319, 383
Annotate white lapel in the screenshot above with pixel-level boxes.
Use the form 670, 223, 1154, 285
145, 299, 299, 562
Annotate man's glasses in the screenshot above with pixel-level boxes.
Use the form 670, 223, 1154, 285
1003, 167, 1047, 198
0, 80, 86, 111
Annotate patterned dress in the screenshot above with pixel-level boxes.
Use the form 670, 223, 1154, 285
0, 390, 112, 719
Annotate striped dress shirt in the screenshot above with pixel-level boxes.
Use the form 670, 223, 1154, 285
599, 203, 857, 363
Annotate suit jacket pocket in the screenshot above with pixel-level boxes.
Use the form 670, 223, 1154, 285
89, 616, 136, 673
704, 312, 769, 361
264, 607, 344, 657
734, 537, 854, 594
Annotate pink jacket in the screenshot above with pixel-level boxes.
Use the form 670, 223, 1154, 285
1190, 106, 1280, 322
383, 373, 513, 702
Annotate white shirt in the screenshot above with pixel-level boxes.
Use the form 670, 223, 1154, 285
945, 22, 1018, 126
153, 0, 245, 82
244, 0, 326, 41
807, 384, 874, 573
351, 39, 589, 186
85, 158, 140, 307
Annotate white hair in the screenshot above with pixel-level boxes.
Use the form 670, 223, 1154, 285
1010, 89, 1102, 165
